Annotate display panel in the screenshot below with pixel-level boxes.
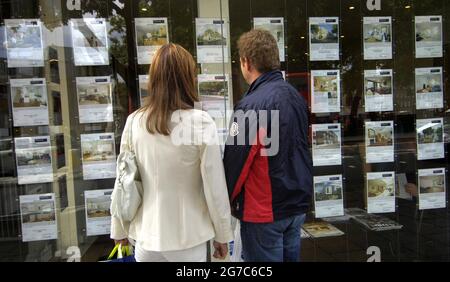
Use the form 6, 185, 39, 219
365, 121, 394, 164
19, 193, 58, 242
310, 70, 341, 113
4, 18, 44, 68
313, 175, 344, 218
195, 18, 229, 63
135, 17, 169, 65
309, 17, 339, 61
418, 168, 446, 210
311, 123, 342, 166
76, 76, 114, 124
366, 171, 396, 214
415, 15, 443, 58
415, 67, 444, 110
364, 69, 394, 112
70, 18, 109, 66
363, 17, 392, 60
80, 133, 116, 180
85, 189, 113, 236
416, 118, 445, 160
10, 78, 49, 127
253, 17, 285, 62
14, 136, 53, 185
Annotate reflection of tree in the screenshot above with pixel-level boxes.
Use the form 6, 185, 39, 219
109, 13, 128, 66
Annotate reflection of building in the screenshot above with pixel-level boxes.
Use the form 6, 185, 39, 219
198, 28, 226, 44
87, 198, 111, 218
315, 181, 342, 201
315, 131, 338, 146
368, 128, 392, 146
418, 126, 443, 144
22, 202, 55, 223
366, 77, 391, 95
417, 75, 441, 93
13, 86, 46, 107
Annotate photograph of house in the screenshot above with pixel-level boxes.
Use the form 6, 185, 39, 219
310, 24, 338, 44
364, 23, 391, 43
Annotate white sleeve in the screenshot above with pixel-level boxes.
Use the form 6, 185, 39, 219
199, 114, 234, 244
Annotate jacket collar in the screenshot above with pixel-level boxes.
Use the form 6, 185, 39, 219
245, 70, 283, 97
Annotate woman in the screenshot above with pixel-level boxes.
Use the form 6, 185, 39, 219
110, 43, 233, 262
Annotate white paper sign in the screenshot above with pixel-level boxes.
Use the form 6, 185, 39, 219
85, 189, 113, 236
71, 18, 109, 66
135, 17, 169, 65
254, 17, 285, 62
313, 175, 344, 218
311, 70, 341, 113
415, 16, 443, 58
195, 18, 229, 63
10, 78, 49, 127
139, 74, 149, 106
76, 76, 113, 124
20, 193, 57, 242
198, 74, 230, 133
81, 133, 116, 180
15, 136, 53, 185
416, 118, 444, 160
5, 19, 44, 68
363, 17, 392, 60
309, 17, 340, 61
312, 123, 342, 166
418, 168, 446, 210
198, 74, 230, 100
365, 121, 394, 163
367, 172, 396, 214
364, 69, 393, 112
415, 67, 443, 110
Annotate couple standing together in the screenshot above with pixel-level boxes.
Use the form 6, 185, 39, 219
111, 29, 312, 262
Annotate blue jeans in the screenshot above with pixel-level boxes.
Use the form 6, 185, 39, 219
240, 214, 306, 262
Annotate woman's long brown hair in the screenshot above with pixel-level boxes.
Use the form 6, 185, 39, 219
139, 43, 199, 135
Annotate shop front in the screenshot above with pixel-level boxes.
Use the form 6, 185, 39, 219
0, 0, 449, 262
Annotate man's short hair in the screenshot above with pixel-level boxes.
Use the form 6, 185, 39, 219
237, 29, 280, 73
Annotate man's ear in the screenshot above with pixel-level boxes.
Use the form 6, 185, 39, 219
242, 57, 251, 72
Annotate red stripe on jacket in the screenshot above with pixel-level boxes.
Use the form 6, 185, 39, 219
230, 128, 273, 223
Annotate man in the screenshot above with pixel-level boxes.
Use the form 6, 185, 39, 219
223, 29, 312, 262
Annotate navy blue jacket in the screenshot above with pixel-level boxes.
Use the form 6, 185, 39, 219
223, 70, 312, 223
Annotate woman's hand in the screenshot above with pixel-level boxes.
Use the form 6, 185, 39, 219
405, 183, 418, 197
114, 238, 129, 246
213, 241, 228, 260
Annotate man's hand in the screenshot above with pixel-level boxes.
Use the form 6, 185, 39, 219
213, 241, 228, 260
114, 238, 129, 246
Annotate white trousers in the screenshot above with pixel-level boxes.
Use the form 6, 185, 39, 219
135, 242, 207, 262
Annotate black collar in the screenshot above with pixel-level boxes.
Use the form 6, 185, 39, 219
245, 70, 283, 97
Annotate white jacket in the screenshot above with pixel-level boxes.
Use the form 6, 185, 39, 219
111, 109, 234, 252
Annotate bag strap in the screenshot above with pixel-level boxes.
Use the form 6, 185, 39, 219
107, 244, 120, 260
127, 112, 137, 153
